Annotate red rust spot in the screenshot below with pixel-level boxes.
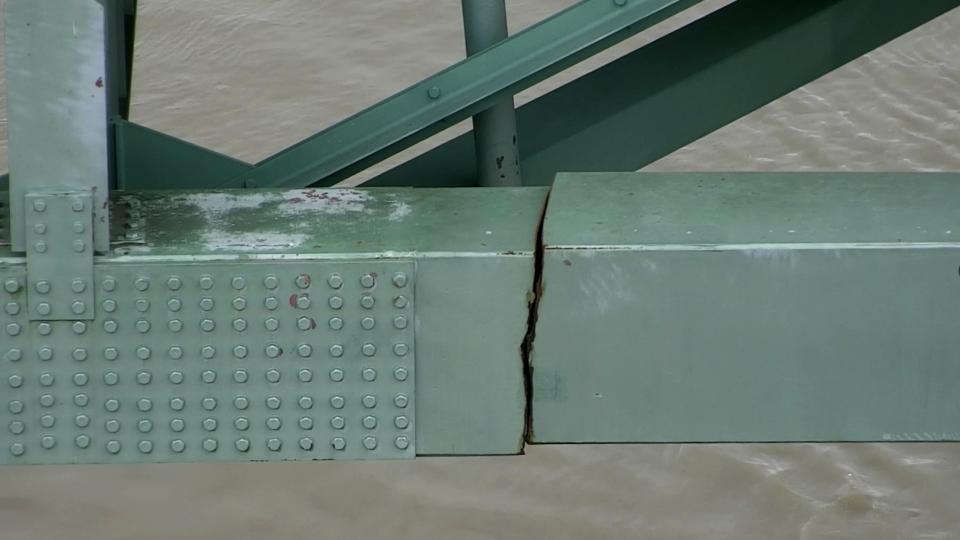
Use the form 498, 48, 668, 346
95, 77, 104, 88
288, 294, 299, 308
288, 197, 305, 204
310, 318, 317, 330
298, 273, 312, 287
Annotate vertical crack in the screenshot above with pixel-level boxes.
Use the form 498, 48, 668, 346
520, 192, 549, 449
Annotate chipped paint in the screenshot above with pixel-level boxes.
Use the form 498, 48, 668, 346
388, 201, 413, 222
200, 231, 310, 252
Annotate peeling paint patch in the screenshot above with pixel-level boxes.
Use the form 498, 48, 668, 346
388, 201, 412, 222
200, 231, 309, 252
280, 189, 372, 216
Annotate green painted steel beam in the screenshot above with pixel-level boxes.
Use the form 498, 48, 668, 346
370, 0, 960, 187
226, 0, 705, 189
115, 119, 254, 189
531, 172, 960, 443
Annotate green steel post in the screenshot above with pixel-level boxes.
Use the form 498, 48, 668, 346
462, 0, 522, 187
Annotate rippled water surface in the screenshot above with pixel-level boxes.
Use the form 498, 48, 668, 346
1, 1, 959, 538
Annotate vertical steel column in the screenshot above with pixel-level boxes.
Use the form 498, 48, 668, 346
461, 0, 522, 187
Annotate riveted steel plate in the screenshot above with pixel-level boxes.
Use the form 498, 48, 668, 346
24, 192, 96, 321
0, 261, 415, 463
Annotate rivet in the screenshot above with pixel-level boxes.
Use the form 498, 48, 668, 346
232, 297, 247, 311
103, 347, 118, 360
362, 395, 377, 409
427, 86, 442, 100
104, 398, 120, 411
362, 343, 377, 357
135, 298, 150, 312
138, 420, 154, 433
296, 295, 311, 309
4, 303, 20, 316
235, 438, 251, 452
6, 323, 21, 336
234, 417, 250, 431
199, 275, 214, 290
265, 369, 281, 383
10, 442, 26, 456
330, 395, 345, 409
106, 440, 122, 454
331, 437, 346, 451
264, 318, 280, 331
266, 417, 282, 430
266, 396, 281, 410
75, 435, 90, 449
394, 343, 409, 357
231, 276, 246, 290
9, 420, 25, 434
7, 374, 23, 388
264, 297, 279, 310
298, 396, 313, 410
169, 397, 185, 411
361, 317, 376, 330
135, 319, 150, 333
265, 344, 281, 358
105, 419, 121, 433
138, 440, 154, 454
72, 321, 87, 335
74, 394, 89, 408
233, 345, 248, 359
394, 394, 409, 408
232, 318, 247, 332
299, 416, 314, 430
203, 439, 218, 452
295, 274, 311, 289
201, 345, 216, 359
393, 296, 408, 309
168, 319, 183, 332
362, 368, 377, 382
298, 369, 313, 383
297, 317, 313, 331
394, 316, 408, 329
263, 275, 279, 290
103, 299, 117, 312
71, 198, 84, 212
328, 296, 344, 310
329, 344, 344, 358
233, 369, 249, 383
362, 436, 378, 450
360, 295, 375, 309
395, 415, 410, 429
329, 368, 344, 382
73, 373, 89, 386
137, 398, 152, 412
75, 413, 90, 427
392, 272, 408, 288
136, 346, 152, 360
167, 298, 182, 311
362, 415, 378, 429
41, 436, 56, 449
39, 372, 55, 386
234, 396, 250, 410
330, 416, 346, 430
169, 346, 184, 359
327, 274, 343, 289
102, 277, 117, 292
36, 303, 52, 316
266, 438, 282, 452
170, 419, 185, 432
166, 276, 182, 290
134, 277, 150, 291
34, 241, 48, 253
3, 279, 19, 293
37, 322, 52, 336
171, 439, 185, 453
202, 418, 218, 431
299, 437, 314, 451
8, 400, 24, 414
169, 371, 185, 384
37, 347, 53, 361
395, 435, 411, 450
5, 348, 23, 362
329, 317, 344, 330
297, 344, 313, 358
